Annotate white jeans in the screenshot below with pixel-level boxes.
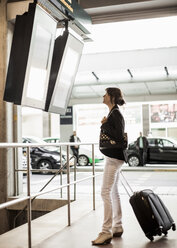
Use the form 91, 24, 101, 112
101, 156, 124, 233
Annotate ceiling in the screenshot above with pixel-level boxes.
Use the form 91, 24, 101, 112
70, 0, 177, 105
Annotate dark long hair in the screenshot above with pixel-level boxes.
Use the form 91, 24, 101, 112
106, 87, 125, 106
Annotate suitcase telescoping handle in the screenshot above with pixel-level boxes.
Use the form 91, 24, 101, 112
120, 171, 134, 197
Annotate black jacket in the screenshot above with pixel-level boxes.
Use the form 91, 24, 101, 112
69, 135, 81, 150
100, 105, 125, 161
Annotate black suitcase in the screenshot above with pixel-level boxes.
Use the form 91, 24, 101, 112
120, 172, 176, 241
129, 189, 176, 241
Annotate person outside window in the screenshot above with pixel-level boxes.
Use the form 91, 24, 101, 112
92, 87, 126, 245
69, 131, 81, 163
136, 132, 149, 166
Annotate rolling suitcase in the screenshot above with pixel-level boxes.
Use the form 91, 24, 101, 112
120, 172, 176, 241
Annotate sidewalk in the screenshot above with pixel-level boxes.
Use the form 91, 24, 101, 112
0, 195, 176, 248
75, 163, 177, 172
33, 195, 177, 248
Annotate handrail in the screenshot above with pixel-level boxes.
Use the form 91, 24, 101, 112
0, 196, 30, 210
0, 142, 98, 148
0, 141, 101, 248
13, 155, 76, 228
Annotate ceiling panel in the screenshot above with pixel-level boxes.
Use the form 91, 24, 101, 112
71, 8, 177, 103
80, 0, 177, 24
133, 67, 167, 80
118, 83, 149, 96
147, 81, 177, 94
75, 72, 97, 85
72, 86, 100, 98
75, 70, 132, 85
168, 66, 177, 77
89, 84, 118, 96
72, 86, 94, 94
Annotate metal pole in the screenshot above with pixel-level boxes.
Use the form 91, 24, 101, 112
92, 144, 96, 210
66, 145, 71, 226
13, 147, 17, 196
74, 155, 77, 201
60, 146, 63, 198
27, 147, 32, 248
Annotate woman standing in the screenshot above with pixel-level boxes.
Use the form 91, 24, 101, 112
92, 87, 126, 245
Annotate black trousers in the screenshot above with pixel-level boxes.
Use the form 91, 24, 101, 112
71, 148, 79, 163
139, 148, 147, 166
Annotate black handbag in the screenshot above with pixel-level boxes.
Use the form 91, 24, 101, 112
99, 130, 128, 150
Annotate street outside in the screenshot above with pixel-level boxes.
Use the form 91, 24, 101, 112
23, 162, 177, 200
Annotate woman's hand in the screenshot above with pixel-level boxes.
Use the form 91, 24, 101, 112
101, 116, 107, 124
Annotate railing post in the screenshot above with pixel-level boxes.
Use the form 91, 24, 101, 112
92, 144, 96, 210
27, 146, 32, 248
60, 146, 63, 198
66, 145, 71, 226
13, 147, 18, 196
74, 155, 77, 201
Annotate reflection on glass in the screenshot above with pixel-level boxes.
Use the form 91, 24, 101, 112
26, 24, 52, 101
53, 47, 79, 108
27, 67, 47, 100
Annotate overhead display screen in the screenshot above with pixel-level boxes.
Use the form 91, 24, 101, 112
25, 25, 51, 101
52, 47, 79, 108
45, 30, 84, 115
3, 3, 57, 109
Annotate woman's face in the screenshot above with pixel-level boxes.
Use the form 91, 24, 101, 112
103, 92, 111, 105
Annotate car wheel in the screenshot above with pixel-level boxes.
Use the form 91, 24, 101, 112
128, 155, 140, 167
78, 155, 89, 166
37, 160, 52, 174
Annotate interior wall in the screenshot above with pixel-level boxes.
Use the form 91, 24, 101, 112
0, 0, 10, 234
22, 114, 43, 138
167, 127, 177, 140
43, 112, 50, 138
151, 128, 166, 137
142, 104, 150, 136
22, 112, 60, 139
60, 124, 73, 143
50, 113, 60, 138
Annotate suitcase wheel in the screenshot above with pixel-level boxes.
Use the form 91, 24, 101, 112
146, 234, 154, 241
157, 227, 162, 236
172, 223, 176, 231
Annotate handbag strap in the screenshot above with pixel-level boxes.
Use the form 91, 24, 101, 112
107, 107, 119, 119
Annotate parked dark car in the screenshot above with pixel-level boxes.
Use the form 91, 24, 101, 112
22, 137, 66, 173
126, 137, 177, 167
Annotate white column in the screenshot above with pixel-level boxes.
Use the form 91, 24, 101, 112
142, 104, 150, 136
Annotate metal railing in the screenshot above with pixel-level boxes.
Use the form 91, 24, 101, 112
0, 142, 102, 248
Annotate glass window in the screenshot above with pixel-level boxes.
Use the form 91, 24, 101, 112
157, 139, 163, 147
162, 139, 174, 147
148, 139, 156, 146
